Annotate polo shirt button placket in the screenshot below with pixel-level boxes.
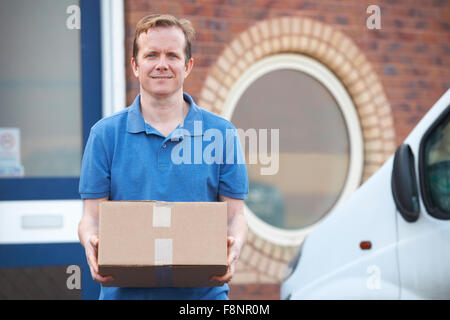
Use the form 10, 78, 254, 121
158, 140, 171, 169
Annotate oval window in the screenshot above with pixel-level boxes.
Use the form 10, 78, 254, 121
225, 54, 363, 245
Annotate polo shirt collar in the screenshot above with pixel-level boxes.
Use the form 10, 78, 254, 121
180, 92, 203, 136
126, 93, 203, 136
126, 94, 146, 134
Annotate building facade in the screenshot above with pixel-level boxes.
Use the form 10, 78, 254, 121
0, 0, 448, 300
123, 0, 450, 299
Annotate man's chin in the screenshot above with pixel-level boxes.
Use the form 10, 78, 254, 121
147, 89, 177, 98
140, 85, 183, 98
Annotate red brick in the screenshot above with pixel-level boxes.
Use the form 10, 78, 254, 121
123, 0, 450, 298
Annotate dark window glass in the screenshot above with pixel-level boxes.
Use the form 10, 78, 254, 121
232, 69, 350, 229
0, 0, 82, 178
422, 113, 450, 216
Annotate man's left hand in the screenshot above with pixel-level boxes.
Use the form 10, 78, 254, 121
210, 236, 241, 286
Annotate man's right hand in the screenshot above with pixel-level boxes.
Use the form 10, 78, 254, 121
79, 197, 114, 284
84, 234, 114, 284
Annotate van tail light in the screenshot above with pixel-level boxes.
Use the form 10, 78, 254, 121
360, 241, 372, 250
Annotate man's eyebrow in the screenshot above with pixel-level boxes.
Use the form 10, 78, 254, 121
142, 49, 180, 54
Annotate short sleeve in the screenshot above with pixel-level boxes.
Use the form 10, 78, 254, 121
218, 127, 248, 199
79, 129, 111, 199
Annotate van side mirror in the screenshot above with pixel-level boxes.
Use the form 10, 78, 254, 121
391, 144, 420, 222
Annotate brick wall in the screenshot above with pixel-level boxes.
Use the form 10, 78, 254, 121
125, 0, 449, 145
123, 0, 450, 299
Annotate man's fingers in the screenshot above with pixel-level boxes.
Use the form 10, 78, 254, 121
210, 261, 235, 285
85, 234, 113, 284
95, 274, 114, 284
89, 235, 99, 248
86, 236, 99, 273
210, 272, 232, 284
93, 273, 114, 284
227, 252, 237, 266
88, 253, 99, 274
85, 246, 98, 270
88, 265, 96, 281
88, 263, 114, 283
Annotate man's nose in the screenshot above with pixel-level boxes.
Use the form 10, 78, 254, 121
156, 55, 169, 70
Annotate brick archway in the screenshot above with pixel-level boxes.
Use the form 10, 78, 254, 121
198, 17, 397, 285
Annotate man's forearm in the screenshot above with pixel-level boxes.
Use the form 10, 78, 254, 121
78, 214, 98, 248
227, 211, 248, 251
78, 197, 107, 248
219, 195, 248, 252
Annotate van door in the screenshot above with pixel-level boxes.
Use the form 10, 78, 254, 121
0, 0, 102, 299
396, 103, 450, 299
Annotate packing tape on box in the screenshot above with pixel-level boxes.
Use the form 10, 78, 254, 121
153, 203, 174, 286
155, 238, 173, 265
153, 202, 173, 227
154, 238, 174, 286
155, 266, 174, 287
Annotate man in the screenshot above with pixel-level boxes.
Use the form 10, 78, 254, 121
78, 14, 248, 300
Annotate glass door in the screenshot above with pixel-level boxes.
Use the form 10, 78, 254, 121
0, 0, 103, 299
0, 0, 102, 200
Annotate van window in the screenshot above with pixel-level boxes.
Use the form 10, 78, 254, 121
421, 111, 450, 218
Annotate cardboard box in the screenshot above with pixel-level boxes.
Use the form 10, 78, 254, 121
98, 201, 228, 287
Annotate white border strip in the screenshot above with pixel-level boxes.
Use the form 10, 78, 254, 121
101, 0, 126, 117
223, 54, 364, 246
0, 200, 83, 244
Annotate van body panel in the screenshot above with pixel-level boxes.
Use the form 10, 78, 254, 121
282, 89, 450, 300
282, 158, 400, 299
396, 90, 450, 299
397, 215, 450, 299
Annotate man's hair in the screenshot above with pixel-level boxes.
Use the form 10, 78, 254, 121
132, 14, 195, 65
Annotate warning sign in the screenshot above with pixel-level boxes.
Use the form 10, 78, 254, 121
0, 132, 16, 150
0, 128, 24, 177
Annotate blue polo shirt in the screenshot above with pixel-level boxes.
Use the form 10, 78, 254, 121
79, 93, 248, 300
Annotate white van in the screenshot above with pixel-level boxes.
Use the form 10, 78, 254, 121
281, 89, 450, 299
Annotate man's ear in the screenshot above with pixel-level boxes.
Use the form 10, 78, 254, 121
131, 57, 139, 78
184, 57, 194, 79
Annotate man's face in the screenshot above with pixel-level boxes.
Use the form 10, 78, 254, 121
131, 26, 193, 99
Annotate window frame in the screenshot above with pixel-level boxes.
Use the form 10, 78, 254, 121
223, 53, 364, 246
0, 0, 103, 201
419, 103, 450, 220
